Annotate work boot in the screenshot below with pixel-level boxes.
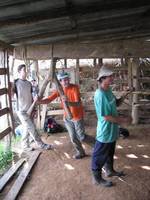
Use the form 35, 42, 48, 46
73, 152, 86, 159
92, 170, 113, 187
105, 169, 125, 177
37, 142, 53, 150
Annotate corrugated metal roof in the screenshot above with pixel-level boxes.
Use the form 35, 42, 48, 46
0, 0, 150, 46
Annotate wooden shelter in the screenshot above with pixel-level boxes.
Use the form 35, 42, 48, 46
0, 0, 150, 137
0, 1, 150, 199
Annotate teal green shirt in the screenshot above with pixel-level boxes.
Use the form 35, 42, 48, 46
94, 87, 119, 143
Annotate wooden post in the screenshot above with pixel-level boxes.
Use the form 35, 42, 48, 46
27, 58, 73, 121
121, 57, 124, 66
10, 56, 15, 76
75, 58, 80, 85
27, 58, 57, 116
127, 58, 133, 105
53, 72, 73, 120
132, 58, 140, 102
93, 58, 96, 67
32, 60, 41, 129
98, 58, 103, 68
132, 58, 140, 124
64, 59, 67, 68
132, 104, 139, 125
40, 81, 50, 129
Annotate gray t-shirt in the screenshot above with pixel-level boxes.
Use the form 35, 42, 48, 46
15, 79, 33, 112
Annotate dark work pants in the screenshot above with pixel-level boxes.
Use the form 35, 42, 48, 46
91, 140, 116, 172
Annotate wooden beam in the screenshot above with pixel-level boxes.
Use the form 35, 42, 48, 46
40, 82, 50, 129
53, 70, 73, 119
0, 127, 11, 140
114, 79, 128, 84
0, 107, 10, 117
3, 151, 41, 200
0, 88, 7, 96
139, 77, 150, 83
134, 103, 150, 107
64, 0, 77, 29
132, 91, 150, 95
0, 68, 7, 75
47, 109, 64, 116
113, 66, 128, 70
0, 159, 26, 192
14, 38, 150, 59
0, 41, 13, 51
27, 58, 57, 116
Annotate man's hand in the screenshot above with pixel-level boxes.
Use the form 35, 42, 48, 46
61, 95, 68, 102
33, 95, 39, 103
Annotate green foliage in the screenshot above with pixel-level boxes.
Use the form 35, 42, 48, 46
0, 143, 13, 174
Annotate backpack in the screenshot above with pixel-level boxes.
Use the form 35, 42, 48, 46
44, 117, 65, 134
119, 127, 130, 139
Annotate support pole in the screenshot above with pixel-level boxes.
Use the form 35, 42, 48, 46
27, 58, 57, 116
132, 58, 140, 125
53, 67, 73, 120
75, 58, 80, 85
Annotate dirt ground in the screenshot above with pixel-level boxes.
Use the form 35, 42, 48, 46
2, 124, 150, 200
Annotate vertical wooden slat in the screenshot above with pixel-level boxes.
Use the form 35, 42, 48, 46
93, 58, 96, 67
75, 58, 80, 85
132, 58, 140, 124
127, 58, 133, 105
97, 58, 103, 69
40, 82, 50, 129
6, 51, 15, 136
64, 58, 67, 68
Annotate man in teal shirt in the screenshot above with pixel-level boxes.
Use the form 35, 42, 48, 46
95, 87, 119, 143
91, 65, 131, 187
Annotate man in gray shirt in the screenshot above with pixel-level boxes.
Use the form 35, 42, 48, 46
14, 64, 53, 151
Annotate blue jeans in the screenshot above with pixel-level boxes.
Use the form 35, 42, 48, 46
64, 118, 85, 155
91, 140, 116, 171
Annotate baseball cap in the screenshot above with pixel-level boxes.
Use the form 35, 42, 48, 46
57, 72, 70, 81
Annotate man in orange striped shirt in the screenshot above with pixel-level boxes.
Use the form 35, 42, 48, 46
38, 72, 86, 159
